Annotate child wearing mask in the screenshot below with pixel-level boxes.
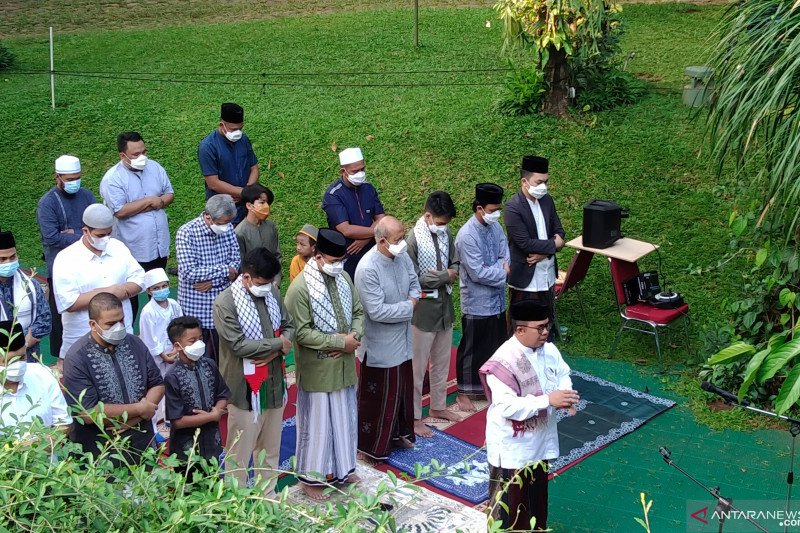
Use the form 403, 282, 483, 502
235, 184, 281, 282
289, 224, 318, 282
163, 315, 230, 473
139, 268, 184, 429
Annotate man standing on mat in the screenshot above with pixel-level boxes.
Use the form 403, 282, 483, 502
480, 299, 578, 531
355, 216, 421, 461
504, 156, 564, 336
407, 192, 462, 437
454, 183, 509, 412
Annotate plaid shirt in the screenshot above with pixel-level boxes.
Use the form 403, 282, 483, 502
176, 214, 241, 329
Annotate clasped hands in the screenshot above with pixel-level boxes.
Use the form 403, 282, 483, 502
549, 389, 580, 416
253, 335, 293, 367
326, 332, 360, 359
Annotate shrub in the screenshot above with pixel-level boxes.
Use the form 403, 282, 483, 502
0, 42, 15, 71
575, 67, 646, 111
495, 65, 547, 116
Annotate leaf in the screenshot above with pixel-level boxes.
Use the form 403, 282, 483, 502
738, 347, 770, 400
757, 337, 800, 383
730, 216, 747, 237
779, 288, 793, 307
707, 341, 756, 365
755, 247, 768, 268
775, 364, 800, 415
634, 517, 648, 531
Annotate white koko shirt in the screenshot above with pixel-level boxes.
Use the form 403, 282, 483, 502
485, 336, 572, 469
0, 363, 73, 430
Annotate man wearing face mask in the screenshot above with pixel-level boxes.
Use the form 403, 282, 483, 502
176, 194, 241, 363
355, 216, 421, 461
213, 248, 294, 494
284, 228, 364, 500
235, 184, 281, 285
199, 103, 260, 225
36, 155, 96, 361
63, 293, 165, 461
406, 192, 462, 437
0, 320, 72, 432
0, 231, 51, 362
100, 132, 174, 321
454, 183, 510, 413
53, 204, 145, 362
505, 156, 565, 337
322, 147, 385, 280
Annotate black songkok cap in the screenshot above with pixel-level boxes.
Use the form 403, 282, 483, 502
511, 299, 550, 322
521, 156, 549, 174
0, 320, 25, 353
316, 229, 347, 258
221, 102, 244, 123
475, 183, 504, 206
0, 231, 15, 250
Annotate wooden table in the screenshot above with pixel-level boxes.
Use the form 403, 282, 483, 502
566, 236, 659, 263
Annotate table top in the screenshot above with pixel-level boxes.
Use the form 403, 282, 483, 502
566, 236, 659, 263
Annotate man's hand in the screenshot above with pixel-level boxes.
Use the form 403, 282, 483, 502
147, 196, 163, 210
554, 234, 565, 251
228, 267, 238, 281
346, 238, 371, 256
503, 261, 511, 275
193, 280, 212, 292
548, 389, 580, 409
342, 332, 361, 353
138, 398, 158, 420
327, 351, 344, 359
254, 358, 270, 367
446, 268, 458, 282
526, 253, 546, 266
25, 329, 38, 348
280, 335, 292, 355
60, 229, 75, 235
408, 297, 419, 309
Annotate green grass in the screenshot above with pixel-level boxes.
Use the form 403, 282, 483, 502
0, 3, 748, 407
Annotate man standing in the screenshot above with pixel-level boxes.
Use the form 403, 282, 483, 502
36, 155, 96, 360
454, 183, 509, 412
63, 292, 165, 461
355, 216, 421, 461
100, 132, 174, 320
53, 204, 145, 361
213, 248, 294, 493
0, 231, 51, 361
407, 192, 461, 437
175, 195, 241, 362
322, 147, 385, 279
505, 156, 565, 333
480, 300, 578, 531
198, 103, 259, 225
285, 229, 364, 500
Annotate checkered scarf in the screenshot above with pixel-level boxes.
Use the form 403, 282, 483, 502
303, 259, 352, 334
413, 216, 451, 294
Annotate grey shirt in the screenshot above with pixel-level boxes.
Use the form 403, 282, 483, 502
354, 246, 421, 368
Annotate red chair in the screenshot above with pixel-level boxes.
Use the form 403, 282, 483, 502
608, 258, 690, 361
554, 250, 593, 326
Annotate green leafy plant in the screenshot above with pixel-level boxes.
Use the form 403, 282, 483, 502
575, 67, 646, 111
495, 64, 548, 116
0, 42, 14, 72
634, 492, 652, 532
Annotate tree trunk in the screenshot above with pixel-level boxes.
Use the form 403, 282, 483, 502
542, 45, 569, 116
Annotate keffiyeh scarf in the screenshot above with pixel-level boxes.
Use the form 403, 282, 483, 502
413, 216, 451, 294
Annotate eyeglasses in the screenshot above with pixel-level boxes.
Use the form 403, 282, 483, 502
518, 323, 551, 335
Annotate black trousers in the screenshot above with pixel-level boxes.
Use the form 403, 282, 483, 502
47, 278, 63, 359
201, 328, 220, 364
132, 257, 169, 322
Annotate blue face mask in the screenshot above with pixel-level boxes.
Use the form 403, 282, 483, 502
152, 287, 170, 302
63, 178, 81, 194
0, 260, 19, 278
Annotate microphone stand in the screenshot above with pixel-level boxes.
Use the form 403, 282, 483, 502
710, 389, 800, 533
659, 447, 769, 533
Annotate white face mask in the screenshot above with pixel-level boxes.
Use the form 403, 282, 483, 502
96, 321, 127, 345
1, 360, 27, 383
127, 154, 148, 171
387, 239, 408, 256
320, 259, 344, 277
224, 128, 243, 142
182, 340, 206, 361
210, 222, 231, 235
90, 234, 110, 251
528, 182, 548, 200
248, 282, 273, 298
346, 171, 366, 186
482, 209, 502, 225
428, 223, 447, 234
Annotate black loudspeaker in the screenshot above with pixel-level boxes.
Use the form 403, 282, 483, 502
583, 200, 629, 249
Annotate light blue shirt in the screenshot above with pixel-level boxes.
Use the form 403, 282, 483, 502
455, 215, 510, 316
100, 160, 173, 262
354, 247, 421, 368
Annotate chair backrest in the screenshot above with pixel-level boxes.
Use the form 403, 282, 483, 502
559, 250, 593, 295
608, 258, 640, 306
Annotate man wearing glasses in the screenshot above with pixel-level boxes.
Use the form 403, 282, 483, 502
479, 299, 579, 532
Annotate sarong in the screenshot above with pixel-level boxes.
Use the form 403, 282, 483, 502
456, 311, 507, 396
488, 463, 549, 531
